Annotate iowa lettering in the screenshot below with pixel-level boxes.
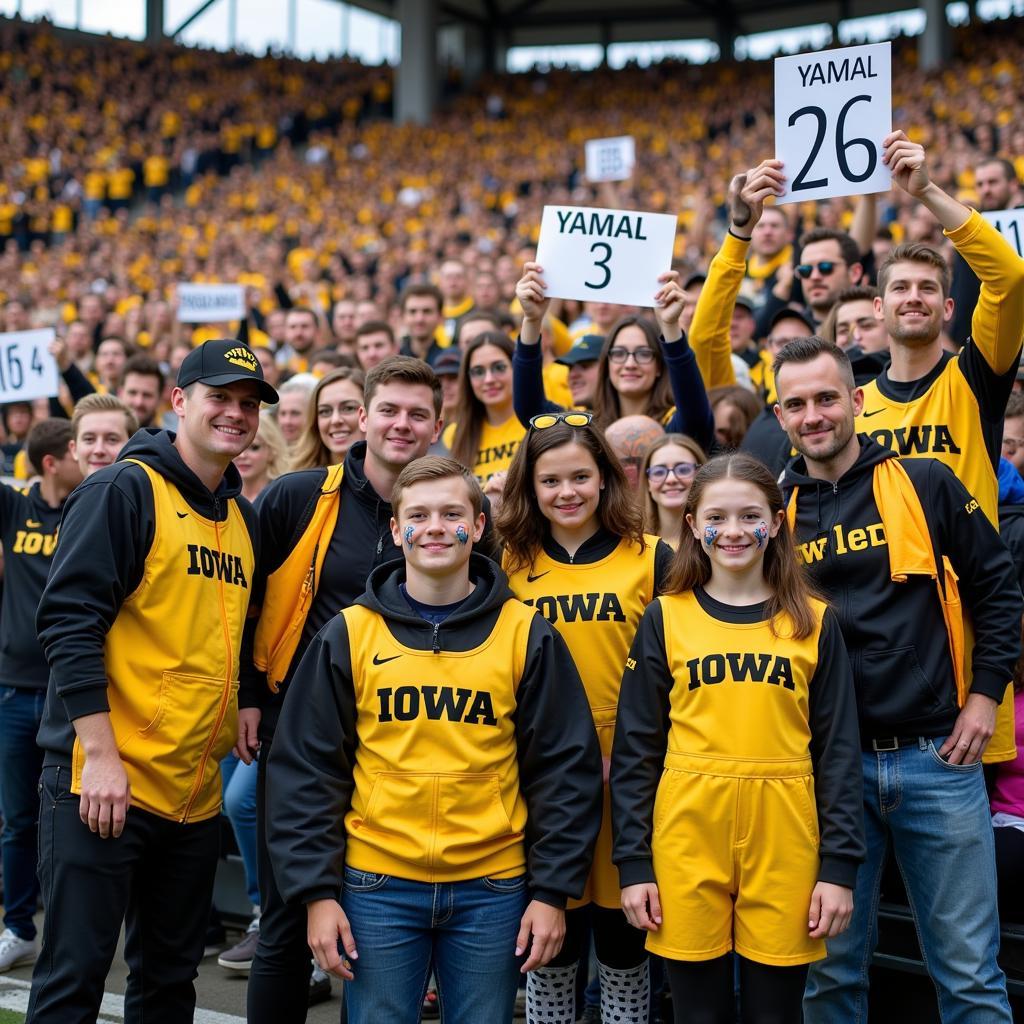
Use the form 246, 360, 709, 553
868, 424, 961, 455
797, 54, 878, 87
555, 210, 647, 240
797, 522, 887, 564
377, 685, 497, 726
522, 592, 626, 623
186, 544, 248, 587
476, 441, 519, 466
11, 530, 57, 556
687, 653, 794, 691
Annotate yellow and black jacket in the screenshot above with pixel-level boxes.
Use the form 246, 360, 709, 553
266, 554, 602, 907
36, 429, 259, 822
782, 437, 1021, 752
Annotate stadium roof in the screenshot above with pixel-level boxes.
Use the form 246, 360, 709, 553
343, 0, 940, 47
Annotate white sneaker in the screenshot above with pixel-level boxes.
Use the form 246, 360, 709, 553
0, 928, 37, 971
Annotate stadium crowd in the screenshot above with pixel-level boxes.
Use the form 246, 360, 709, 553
0, 9, 1023, 1024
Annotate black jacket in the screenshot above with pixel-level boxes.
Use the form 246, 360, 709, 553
782, 437, 1021, 740
36, 429, 257, 761
266, 553, 603, 908
240, 440, 496, 729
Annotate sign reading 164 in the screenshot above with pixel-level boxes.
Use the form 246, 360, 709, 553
775, 41, 892, 205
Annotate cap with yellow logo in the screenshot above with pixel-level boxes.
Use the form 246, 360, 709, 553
176, 339, 279, 404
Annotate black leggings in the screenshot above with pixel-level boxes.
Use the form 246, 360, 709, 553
548, 905, 648, 969
665, 954, 808, 1024
994, 824, 1024, 924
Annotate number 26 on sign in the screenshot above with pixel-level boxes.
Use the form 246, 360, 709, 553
774, 41, 892, 204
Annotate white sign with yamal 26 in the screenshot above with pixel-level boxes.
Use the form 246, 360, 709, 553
535, 206, 677, 307
0, 329, 59, 403
775, 41, 892, 204
984, 209, 1024, 259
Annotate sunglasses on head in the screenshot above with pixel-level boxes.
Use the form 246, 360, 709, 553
795, 261, 840, 279
529, 412, 594, 430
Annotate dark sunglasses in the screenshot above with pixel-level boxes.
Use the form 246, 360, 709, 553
795, 261, 840, 279
529, 412, 594, 430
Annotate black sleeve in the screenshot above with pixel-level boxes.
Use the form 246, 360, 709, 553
949, 251, 982, 349
662, 335, 715, 451
753, 291, 788, 341
266, 616, 357, 905
513, 339, 562, 428
61, 363, 97, 404
957, 342, 1019, 458
609, 599, 672, 887
922, 460, 1023, 702
653, 539, 675, 596
514, 615, 603, 908
35, 467, 154, 721
807, 610, 866, 888
274, 282, 293, 311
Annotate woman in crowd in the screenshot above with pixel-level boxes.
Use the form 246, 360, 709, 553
273, 374, 317, 449
640, 433, 707, 549
497, 413, 674, 1024
709, 385, 763, 450
611, 454, 863, 1024
232, 412, 290, 504
290, 366, 366, 470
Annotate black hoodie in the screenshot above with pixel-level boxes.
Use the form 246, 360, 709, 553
35, 429, 258, 762
782, 437, 1021, 741
266, 553, 603, 908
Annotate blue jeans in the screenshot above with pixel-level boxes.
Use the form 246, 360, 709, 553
804, 737, 1011, 1024
220, 755, 259, 908
0, 686, 45, 940
341, 868, 529, 1024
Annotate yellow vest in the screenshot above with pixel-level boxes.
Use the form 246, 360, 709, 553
72, 460, 255, 822
342, 599, 536, 882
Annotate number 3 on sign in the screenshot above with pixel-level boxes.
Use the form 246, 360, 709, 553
775, 41, 892, 204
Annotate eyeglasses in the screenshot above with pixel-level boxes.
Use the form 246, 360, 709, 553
529, 412, 594, 430
646, 462, 699, 483
468, 361, 511, 379
795, 261, 841, 279
608, 347, 657, 365
1002, 435, 1024, 455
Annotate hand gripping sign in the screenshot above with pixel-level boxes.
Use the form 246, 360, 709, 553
775, 41, 892, 204
534, 205, 677, 308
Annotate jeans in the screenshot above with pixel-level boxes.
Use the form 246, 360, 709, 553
341, 868, 529, 1024
221, 754, 259, 908
0, 686, 45, 940
804, 737, 1011, 1024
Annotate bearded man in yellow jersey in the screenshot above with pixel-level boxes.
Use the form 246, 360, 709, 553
858, 130, 1024, 764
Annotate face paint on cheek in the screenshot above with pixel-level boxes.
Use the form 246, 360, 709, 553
704, 526, 718, 548
455, 524, 469, 545
403, 525, 415, 548
754, 521, 769, 549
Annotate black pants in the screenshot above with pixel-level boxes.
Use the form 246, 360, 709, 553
549, 904, 648, 969
247, 728, 314, 1024
26, 765, 220, 1024
995, 824, 1024, 924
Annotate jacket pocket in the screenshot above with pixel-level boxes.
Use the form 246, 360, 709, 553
859, 646, 946, 727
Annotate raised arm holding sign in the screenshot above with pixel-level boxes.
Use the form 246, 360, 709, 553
775, 41, 892, 204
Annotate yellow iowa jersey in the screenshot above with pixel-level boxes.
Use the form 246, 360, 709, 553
342, 600, 537, 883
73, 461, 254, 823
442, 415, 526, 483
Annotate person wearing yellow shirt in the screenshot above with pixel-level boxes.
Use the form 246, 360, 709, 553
82, 170, 106, 221
143, 153, 170, 204
106, 166, 135, 211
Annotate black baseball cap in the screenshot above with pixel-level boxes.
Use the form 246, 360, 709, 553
176, 339, 279, 404
556, 334, 603, 366
432, 349, 462, 377
767, 307, 816, 335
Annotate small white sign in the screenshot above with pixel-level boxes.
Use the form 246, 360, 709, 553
177, 283, 245, 323
775, 41, 892, 204
0, 329, 59, 403
585, 136, 636, 183
983, 208, 1024, 259
535, 205, 677, 308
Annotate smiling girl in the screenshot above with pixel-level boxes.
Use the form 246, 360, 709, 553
639, 433, 707, 549
291, 367, 366, 470
497, 414, 674, 1024
611, 453, 864, 1024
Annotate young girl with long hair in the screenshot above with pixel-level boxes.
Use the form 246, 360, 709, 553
290, 366, 365, 470
233, 412, 290, 504
497, 414, 675, 1024
639, 433, 707, 549
610, 453, 864, 1024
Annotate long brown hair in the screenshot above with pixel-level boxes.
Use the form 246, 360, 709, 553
640, 432, 708, 535
593, 315, 674, 430
665, 452, 822, 639
450, 331, 516, 472
290, 366, 366, 471
496, 419, 646, 576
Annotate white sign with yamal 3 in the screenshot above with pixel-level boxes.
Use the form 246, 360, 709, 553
775, 41, 892, 204
177, 283, 246, 323
984, 208, 1024, 259
585, 136, 636, 182
535, 206, 677, 307
0, 329, 59, 403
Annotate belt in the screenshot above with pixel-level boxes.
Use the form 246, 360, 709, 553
862, 735, 934, 753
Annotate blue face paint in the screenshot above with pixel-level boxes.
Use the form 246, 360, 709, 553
703, 526, 718, 547
754, 521, 769, 549
403, 525, 415, 547
455, 524, 469, 545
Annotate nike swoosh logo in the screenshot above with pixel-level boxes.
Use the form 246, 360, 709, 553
372, 653, 401, 665
176, 511, 189, 518
25, 519, 41, 528
861, 409, 886, 418
526, 571, 550, 582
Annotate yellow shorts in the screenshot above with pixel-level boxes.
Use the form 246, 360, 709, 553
647, 752, 825, 967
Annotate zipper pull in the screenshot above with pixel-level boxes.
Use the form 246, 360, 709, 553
432, 622, 440, 654
376, 535, 383, 555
